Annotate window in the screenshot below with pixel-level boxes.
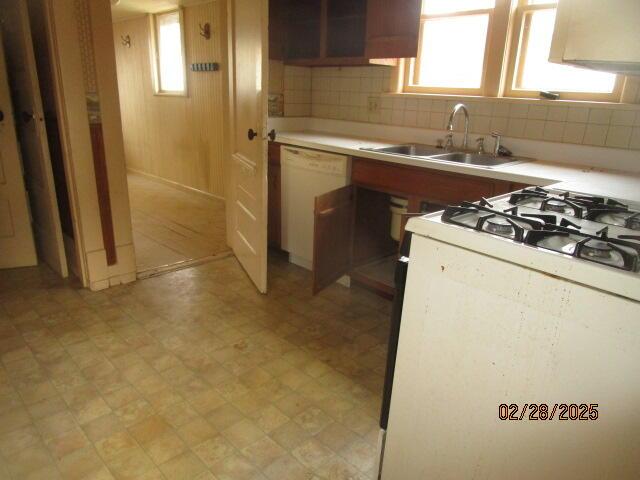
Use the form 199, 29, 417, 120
505, 0, 621, 100
153, 10, 186, 95
403, 0, 623, 102
405, 0, 497, 94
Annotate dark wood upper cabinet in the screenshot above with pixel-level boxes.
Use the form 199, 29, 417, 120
365, 0, 422, 59
270, 0, 421, 66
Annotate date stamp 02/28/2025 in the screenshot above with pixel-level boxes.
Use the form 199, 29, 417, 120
498, 403, 599, 421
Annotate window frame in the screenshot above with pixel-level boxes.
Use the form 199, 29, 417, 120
401, 0, 625, 103
151, 9, 188, 97
403, 0, 511, 96
503, 0, 623, 102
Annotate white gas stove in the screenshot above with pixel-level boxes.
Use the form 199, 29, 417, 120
379, 186, 640, 480
421, 186, 640, 301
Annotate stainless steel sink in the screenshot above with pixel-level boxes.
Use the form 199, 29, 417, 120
362, 144, 528, 168
361, 144, 443, 157
429, 152, 526, 168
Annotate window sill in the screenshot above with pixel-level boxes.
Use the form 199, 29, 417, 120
380, 92, 640, 110
154, 91, 188, 98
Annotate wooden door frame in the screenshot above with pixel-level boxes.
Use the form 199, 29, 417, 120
33, 0, 136, 290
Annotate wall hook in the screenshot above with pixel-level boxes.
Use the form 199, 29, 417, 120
121, 35, 131, 47
199, 23, 210, 39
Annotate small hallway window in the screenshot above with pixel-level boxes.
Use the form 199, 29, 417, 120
153, 10, 186, 94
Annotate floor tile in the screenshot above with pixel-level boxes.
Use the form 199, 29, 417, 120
192, 434, 236, 467
0, 254, 389, 480
158, 451, 208, 479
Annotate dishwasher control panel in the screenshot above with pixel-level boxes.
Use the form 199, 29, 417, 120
282, 147, 349, 176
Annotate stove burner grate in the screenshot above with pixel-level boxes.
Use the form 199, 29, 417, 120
441, 202, 545, 242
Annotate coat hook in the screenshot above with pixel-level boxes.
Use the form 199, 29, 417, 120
121, 35, 131, 47
199, 23, 210, 39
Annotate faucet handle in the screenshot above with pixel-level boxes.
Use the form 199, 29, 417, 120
475, 137, 485, 154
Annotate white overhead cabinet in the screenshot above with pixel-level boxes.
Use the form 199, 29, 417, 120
550, 0, 640, 75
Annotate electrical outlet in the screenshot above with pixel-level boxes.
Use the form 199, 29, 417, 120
367, 96, 380, 113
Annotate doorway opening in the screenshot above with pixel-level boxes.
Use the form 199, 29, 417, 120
111, 1, 231, 277
0, 0, 81, 282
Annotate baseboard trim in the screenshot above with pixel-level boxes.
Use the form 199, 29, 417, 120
126, 167, 226, 202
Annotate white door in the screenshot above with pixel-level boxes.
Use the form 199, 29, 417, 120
0, 0, 68, 277
0, 37, 37, 269
226, 0, 268, 292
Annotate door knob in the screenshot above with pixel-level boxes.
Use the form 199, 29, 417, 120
247, 128, 257, 140
268, 129, 276, 142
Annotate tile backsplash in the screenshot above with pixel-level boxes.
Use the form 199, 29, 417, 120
269, 61, 311, 117
270, 61, 640, 151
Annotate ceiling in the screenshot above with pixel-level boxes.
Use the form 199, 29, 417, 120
110, 0, 208, 22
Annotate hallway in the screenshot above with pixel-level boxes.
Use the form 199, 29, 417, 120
127, 172, 229, 273
0, 254, 390, 479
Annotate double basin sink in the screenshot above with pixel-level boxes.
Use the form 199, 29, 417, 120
361, 144, 526, 168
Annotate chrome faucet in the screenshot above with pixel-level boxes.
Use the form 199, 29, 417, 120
446, 103, 470, 151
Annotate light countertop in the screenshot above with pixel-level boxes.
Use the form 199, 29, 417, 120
277, 130, 640, 203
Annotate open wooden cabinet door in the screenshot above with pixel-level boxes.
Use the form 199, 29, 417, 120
0, 36, 38, 269
226, 0, 269, 293
0, 0, 68, 277
312, 184, 355, 294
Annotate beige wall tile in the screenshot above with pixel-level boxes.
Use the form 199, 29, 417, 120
403, 110, 418, 127
490, 117, 509, 134
431, 99, 446, 112
567, 106, 590, 123
507, 118, 526, 138
277, 64, 640, 151
611, 109, 636, 126
629, 127, 640, 149
588, 108, 612, 125
606, 126, 632, 148
562, 123, 586, 144
583, 124, 609, 146
429, 112, 445, 130
493, 102, 510, 117
524, 119, 545, 140
508, 103, 529, 119
546, 106, 568, 122
527, 105, 548, 120
543, 121, 565, 142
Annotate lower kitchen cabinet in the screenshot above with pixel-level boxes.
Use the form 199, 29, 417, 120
270, 144, 529, 297
312, 157, 521, 297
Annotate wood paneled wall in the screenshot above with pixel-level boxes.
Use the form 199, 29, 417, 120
113, 1, 227, 199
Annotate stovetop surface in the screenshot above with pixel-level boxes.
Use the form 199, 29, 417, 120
433, 187, 640, 273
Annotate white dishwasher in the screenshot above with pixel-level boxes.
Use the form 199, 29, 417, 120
281, 146, 350, 271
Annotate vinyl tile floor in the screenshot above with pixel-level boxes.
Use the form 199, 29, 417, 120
0, 252, 391, 479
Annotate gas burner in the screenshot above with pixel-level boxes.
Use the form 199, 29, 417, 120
525, 229, 640, 272
587, 209, 640, 230
580, 239, 613, 259
485, 217, 515, 236
441, 202, 545, 242
541, 197, 584, 218
545, 199, 570, 213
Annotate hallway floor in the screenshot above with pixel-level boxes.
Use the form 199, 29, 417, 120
0, 253, 390, 479
127, 172, 229, 273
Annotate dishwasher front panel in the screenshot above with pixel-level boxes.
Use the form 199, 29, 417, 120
281, 146, 350, 270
